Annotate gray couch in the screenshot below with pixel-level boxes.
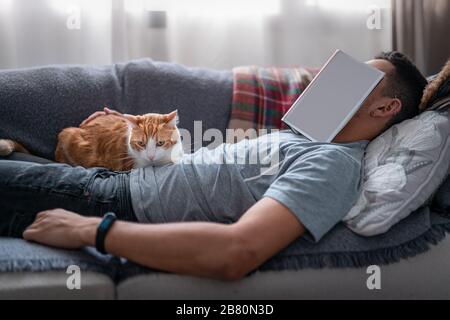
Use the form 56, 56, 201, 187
1, 234, 450, 300
1, 60, 449, 300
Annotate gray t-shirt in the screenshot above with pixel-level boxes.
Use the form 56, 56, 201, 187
130, 131, 368, 242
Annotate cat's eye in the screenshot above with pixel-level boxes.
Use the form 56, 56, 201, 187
137, 141, 145, 147
157, 141, 165, 147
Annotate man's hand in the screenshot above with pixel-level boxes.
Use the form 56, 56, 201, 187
81, 107, 137, 126
23, 209, 100, 249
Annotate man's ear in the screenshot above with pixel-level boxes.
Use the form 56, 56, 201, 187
166, 110, 179, 126
371, 98, 402, 118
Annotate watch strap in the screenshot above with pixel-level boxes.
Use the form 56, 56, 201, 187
95, 213, 117, 255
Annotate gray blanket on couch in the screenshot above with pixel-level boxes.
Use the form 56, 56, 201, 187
0, 59, 233, 159
0, 59, 449, 281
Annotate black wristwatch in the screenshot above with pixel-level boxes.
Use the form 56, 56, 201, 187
96, 213, 117, 255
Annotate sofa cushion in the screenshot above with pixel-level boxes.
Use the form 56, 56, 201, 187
344, 110, 450, 236
0, 272, 115, 300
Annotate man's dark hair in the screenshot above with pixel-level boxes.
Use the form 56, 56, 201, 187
374, 51, 428, 127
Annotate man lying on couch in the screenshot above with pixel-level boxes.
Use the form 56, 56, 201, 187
0, 52, 428, 281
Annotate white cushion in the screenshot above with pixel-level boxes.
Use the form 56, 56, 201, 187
344, 110, 450, 236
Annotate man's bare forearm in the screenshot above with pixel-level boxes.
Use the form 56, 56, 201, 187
25, 199, 304, 281
80, 220, 245, 280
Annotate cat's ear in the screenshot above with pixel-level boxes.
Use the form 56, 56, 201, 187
123, 115, 140, 129
166, 110, 179, 127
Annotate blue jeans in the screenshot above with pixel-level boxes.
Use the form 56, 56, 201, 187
0, 155, 136, 238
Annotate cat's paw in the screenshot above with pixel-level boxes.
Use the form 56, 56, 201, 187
0, 139, 14, 156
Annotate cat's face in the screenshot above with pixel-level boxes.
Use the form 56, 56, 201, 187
127, 111, 184, 168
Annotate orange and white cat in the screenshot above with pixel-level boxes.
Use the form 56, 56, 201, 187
0, 110, 184, 171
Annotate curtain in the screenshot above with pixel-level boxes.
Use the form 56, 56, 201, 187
270, 0, 392, 67
393, 0, 450, 75
0, 0, 392, 70
0, 0, 114, 68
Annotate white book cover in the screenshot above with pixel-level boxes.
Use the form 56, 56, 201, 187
282, 50, 385, 143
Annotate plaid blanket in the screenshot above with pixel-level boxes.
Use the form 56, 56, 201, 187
231, 66, 319, 129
